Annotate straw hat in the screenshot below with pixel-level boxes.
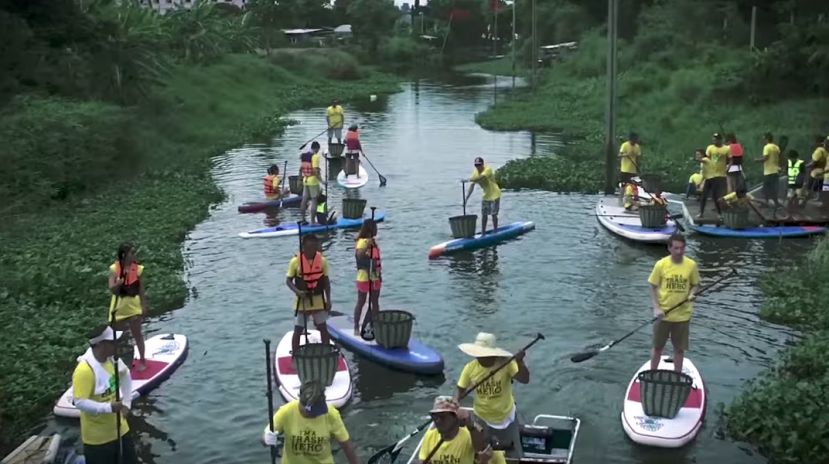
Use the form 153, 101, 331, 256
458, 333, 512, 358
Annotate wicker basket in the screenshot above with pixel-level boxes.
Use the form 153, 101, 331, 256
328, 143, 345, 157
293, 343, 339, 387
722, 207, 750, 229
374, 310, 415, 349
449, 214, 477, 238
326, 156, 344, 180
638, 204, 667, 228
342, 198, 367, 219
288, 175, 303, 195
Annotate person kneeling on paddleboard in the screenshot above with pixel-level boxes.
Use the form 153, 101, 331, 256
264, 164, 288, 201
454, 333, 529, 460
648, 233, 700, 373
315, 193, 338, 225
300, 142, 324, 225
263, 380, 359, 464
465, 157, 502, 235
73, 324, 137, 464
108, 242, 147, 371
415, 396, 493, 464
344, 125, 362, 178
353, 219, 381, 336
285, 234, 332, 353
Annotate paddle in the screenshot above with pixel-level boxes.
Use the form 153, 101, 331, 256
366, 333, 545, 464
278, 160, 289, 208
300, 128, 329, 150
461, 180, 468, 215
623, 156, 684, 232
361, 150, 387, 186
570, 267, 737, 363
110, 261, 126, 464
361, 207, 378, 341
264, 338, 278, 464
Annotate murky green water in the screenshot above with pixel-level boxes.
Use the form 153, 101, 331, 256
46, 75, 807, 463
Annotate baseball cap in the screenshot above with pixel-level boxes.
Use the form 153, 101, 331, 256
474, 157, 484, 166
299, 380, 328, 418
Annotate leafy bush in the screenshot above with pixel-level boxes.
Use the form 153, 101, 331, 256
380, 36, 433, 67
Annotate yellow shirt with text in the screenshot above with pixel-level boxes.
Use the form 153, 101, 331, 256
619, 141, 641, 174
418, 427, 475, 464
470, 166, 501, 201
73, 360, 130, 445
457, 359, 519, 424
270, 400, 349, 464
648, 256, 701, 322
326, 105, 344, 129
762, 143, 781, 176
705, 144, 729, 178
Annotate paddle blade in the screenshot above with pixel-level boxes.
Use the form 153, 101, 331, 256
570, 350, 599, 363
367, 445, 399, 464
379, 175, 387, 186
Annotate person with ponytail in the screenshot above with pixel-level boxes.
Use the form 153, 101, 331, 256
353, 219, 381, 335
108, 243, 147, 371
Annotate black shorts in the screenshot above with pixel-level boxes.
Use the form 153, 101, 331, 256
620, 172, 637, 184
810, 177, 824, 192
84, 432, 137, 464
763, 174, 780, 200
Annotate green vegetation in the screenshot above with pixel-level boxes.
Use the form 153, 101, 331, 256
477, 1, 829, 193
0, 0, 398, 453
454, 57, 522, 76
726, 239, 829, 463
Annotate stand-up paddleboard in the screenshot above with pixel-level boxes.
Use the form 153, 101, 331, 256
337, 165, 369, 189
327, 314, 444, 375
428, 221, 535, 259
621, 356, 706, 448
273, 330, 352, 408
596, 196, 677, 244
690, 224, 826, 238
237, 194, 302, 214
54, 333, 188, 418
238, 212, 385, 238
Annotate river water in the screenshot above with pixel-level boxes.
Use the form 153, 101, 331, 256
48, 74, 807, 463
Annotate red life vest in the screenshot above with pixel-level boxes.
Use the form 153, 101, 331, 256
345, 131, 361, 152
113, 261, 140, 297
296, 252, 325, 294
263, 174, 277, 197
300, 151, 315, 178
355, 240, 381, 277
729, 143, 744, 165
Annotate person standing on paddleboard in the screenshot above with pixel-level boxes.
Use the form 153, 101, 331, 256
285, 234, 332, 353
454, 333, 529, 460
698, 134, 728, 219
353, 219, 381, 336
262, 379, 359, 464
414, 396, 493, 464
618, 132, 641, 185
648, 233, 700, 374
344, 125, 362, 178
725, 132, 745, 194
465, 157, 502, 235
299, 142, 324, 225
108, 242, 147, 371
326, 99, 345, 144
756, 132, 782, 209
73, 324, 137, 464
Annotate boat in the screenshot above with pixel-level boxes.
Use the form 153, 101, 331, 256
238, 212, 385, 238
326, 314, 444, 375
596, 196, 677, 244
406, 408, 581, 464
54, 333, 188, 419
621, 356, 706, 448
428, 221, 535, 259
273, 330, 352, 408
237, 194, 302, 214
337, 165, 369, 189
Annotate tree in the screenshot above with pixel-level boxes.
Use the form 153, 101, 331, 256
347, 0, 399, 53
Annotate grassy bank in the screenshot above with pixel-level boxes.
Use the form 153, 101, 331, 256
725, 239, 829, 463
0, 52, 398, 452
454, 57, 523, 77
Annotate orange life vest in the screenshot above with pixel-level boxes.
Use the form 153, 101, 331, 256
355, 240, 381, 276
651, 195, 666, 206
113, 261, 140, 297
295, 252, 325, 294
345, 130, 361, 152
263, 174, 277, 197
300, 151, 315, 178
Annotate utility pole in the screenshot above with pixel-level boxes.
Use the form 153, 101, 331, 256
603, 0, 619, 195
531, 0, 536, 91
750, 5, 757, 49
511, 0, 516, 89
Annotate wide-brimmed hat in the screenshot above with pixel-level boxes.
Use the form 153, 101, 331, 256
430, 396, 459, 415
88, 326, 124, 346
458, 332, 512, 358
299, 380, 328, 418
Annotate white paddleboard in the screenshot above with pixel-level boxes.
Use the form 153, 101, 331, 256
621, 356, 706, 448
274, 330, 352, 408
53, 333, 188, 418
336, 165, 369, 189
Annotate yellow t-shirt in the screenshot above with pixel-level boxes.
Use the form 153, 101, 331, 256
418, 427, 475, 464
73, 360, 130, 446
326, 105, 344, 129
762, 143, 781, 176
355, 238, 380, 283
286, 255, 330, 311
688, 173, 703, 187
303, 153, 322, 187
619, 141, 641, 174
813, 147, 829, 179
457, 359, 519, 424
699, 158, 716, 180
490, 451, 507, 464
648, 256, 701, 322
108, 263, 144, 321
266, 175, 281, 200
270, 400, 349, 464
470, 166, 501, 201
705, 145, 729, 178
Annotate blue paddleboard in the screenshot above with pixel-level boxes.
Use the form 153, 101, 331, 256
239, 212, 385, 238
428, 221, 535, 258
692, 224, 826, 238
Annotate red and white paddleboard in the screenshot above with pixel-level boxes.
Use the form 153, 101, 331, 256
54, 333, 188, 418
273, 330, 352, 408
621, 356, 706, 448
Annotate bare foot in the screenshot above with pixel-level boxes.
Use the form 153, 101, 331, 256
137, 360, 147, 372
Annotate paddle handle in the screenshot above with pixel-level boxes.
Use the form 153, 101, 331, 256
264, 339, 277, 464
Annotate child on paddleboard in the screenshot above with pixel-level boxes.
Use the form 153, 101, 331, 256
353, 219, 381, 336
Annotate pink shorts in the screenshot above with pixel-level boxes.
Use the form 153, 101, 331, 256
356, 280, 381, 293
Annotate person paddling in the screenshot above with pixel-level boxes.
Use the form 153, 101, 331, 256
756, 132, 782, 209
264, 164, 288, 200
326, 99, 345, 145
285, 234, 332, 354
414, 396, 490, 464
73, 324, 136, 464
618, 132, 641, 184
648, 233, 700, 374
344, 125, 362, 178
725, 132, 745, 194
454, 333, 529, 459
353, 219, 381, 336
299, 142, 324, 225
262, 379, 359, 464
108, 242, 147, 371
465, 157, 502, 235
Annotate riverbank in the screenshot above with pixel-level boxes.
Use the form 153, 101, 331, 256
726, 239, 829, 463
0, 53, 398, 453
